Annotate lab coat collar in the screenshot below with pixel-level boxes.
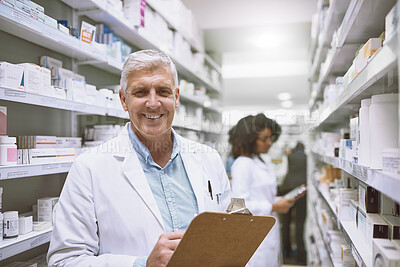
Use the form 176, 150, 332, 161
112, 123, 206, 225
112, 124, 165, 230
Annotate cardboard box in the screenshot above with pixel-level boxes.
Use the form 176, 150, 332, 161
33, 221, 51, 231
380, 194, 396, 215
359, 38, 382, 60
56, 137, 82, 148
19, 215, 33, 235
17, 63, 42, 94
358, 208, 366, 238
382, 215, 400, 240
40, 56, 62, 80
15, 0, 30, 15
385, 2, 399, 43
0, 0, 15, 8
366, 213, 389, 246
359, 182, 379, 213
373, 239, 400, 266
37, 197, 58, 225
30, 1, 44, 22
44, 14, 58, 29
29, 148, 75, 164
17, 136, 57, 149
0, 62, 24, 90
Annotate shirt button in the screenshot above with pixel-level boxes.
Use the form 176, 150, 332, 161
161, 170, 165, 174
167, 197, 173, 202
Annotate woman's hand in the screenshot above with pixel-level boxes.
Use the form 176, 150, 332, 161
272, 198, 294, 214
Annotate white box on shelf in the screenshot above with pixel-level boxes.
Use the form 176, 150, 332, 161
54, 87, 66, 100
17, 63, 42, 94
358, 208, 367, 239
58, 23, 69, 35
30, 1, 44, 22
56, 137, 82, 148
0, 62, 24, 90
380, 194, 396, 215
29, 148, 75, 164
0, 0, 15, 8
41, 67, 52, 96
44, 14, 58, 29
40, 56, 62, 79
350, 199, 358, 228
33, 221, 51, 231
366, 213, 389, 246
18, 215, 33, 235
37, 197, 58, 224
385, 2, 399, 43
381, 215, 400, 240
373, 239, 400, 266
15, 0, 31, 15
53, 67, 74, 88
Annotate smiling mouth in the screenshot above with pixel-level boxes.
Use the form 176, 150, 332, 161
143, 114, 163, 119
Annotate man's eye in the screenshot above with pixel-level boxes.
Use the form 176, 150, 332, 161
160, 89, 172, 95
133, 90, 146, 96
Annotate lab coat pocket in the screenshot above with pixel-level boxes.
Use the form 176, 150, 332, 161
203, 190, 220, 212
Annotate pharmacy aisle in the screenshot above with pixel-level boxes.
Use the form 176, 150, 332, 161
307, 0, 400, 266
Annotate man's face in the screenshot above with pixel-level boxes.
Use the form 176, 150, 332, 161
119, 67, 179, 140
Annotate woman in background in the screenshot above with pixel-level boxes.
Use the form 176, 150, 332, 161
229, 113, 294, 267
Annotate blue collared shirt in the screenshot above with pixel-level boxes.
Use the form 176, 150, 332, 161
128, 124, 198, 267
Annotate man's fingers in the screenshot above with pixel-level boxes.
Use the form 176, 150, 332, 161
165, 239, 181, 250
164, 230, 185, 240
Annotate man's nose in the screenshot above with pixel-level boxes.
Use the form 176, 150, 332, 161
146, 90, 161, 108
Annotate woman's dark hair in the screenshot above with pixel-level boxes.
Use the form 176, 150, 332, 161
228, 113, 281, 159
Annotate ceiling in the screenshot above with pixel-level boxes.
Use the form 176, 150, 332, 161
181, 0, 317, 111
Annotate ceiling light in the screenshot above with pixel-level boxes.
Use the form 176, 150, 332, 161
250, 34, 282, 49
277, 92, 291, 101
281, 100, 293, 108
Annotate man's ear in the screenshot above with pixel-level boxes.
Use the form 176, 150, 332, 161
119, 89, 128, 111
174, 87, 180, 108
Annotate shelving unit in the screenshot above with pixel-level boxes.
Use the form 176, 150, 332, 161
0, 228, 53, 261
0, 0, 223, 263
309, 0, 397, 110
311, 180, 372, 267
307, 0, 400, 266
0, 163, 72, 180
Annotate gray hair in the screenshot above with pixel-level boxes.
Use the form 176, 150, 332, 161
120, 49, 178, 93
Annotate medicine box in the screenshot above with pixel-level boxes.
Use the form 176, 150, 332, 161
53, 67, 74, 88
56, 137, 82, 148
15, 0, 31, 15
0, 62, 24, 90
73, 73, 85, 81
0, 0, 15, 8
58, 23, 69, 35
359, 182, 379, 213
44, 14, 58, 29
17, 63, 42, 94
359, 38, 382, 61
41, 67, 52, 96
30, 1, 44, 22
18, 215, 33, 235
40, 56, 62, 80
358, 208, 367, 238
373, 239, 400, 266
33, 221, 51, 231
29, 148, 75, 164
382, 215, 400, 240
37, 197, 58, 225
366, 213, 389, 246
380, 194, 396, 215
385, 2, 399, 43
350, 200, 358, 228
17, 136, 57, 149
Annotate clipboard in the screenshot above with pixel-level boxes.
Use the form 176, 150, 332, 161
166, 212, 276, 267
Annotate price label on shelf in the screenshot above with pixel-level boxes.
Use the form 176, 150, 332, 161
4, 89, 26, 98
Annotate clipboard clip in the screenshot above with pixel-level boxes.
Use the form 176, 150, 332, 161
226, 198, 253, 215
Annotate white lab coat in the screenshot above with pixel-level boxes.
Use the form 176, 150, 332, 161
231, 156, 281, 267
47, 125, 231, 267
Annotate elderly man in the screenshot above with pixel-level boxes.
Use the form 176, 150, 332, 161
47, 50, 231, 267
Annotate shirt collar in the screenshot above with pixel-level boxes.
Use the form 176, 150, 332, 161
127, 123, 180, 164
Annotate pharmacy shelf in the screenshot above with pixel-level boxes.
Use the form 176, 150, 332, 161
312, 181, 372, 267
106, 107, 129, 119
312, 152, 400, 203
0, 162, 72, 180
316, 36, 398, 128
179, 92, 221, 114
309, 0, 351, 80
0, 87, 106, 116
0, 4, 121, 76
309, 0, 396, 110
0, 228, 52, 261
337, 0, 395, 48
172, 124, 221, 135
60, 0, 222, 94
309, 203, 335, 267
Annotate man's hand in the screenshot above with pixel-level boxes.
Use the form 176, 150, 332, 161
272, 198, 294, 214
147, 231, 185, 267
